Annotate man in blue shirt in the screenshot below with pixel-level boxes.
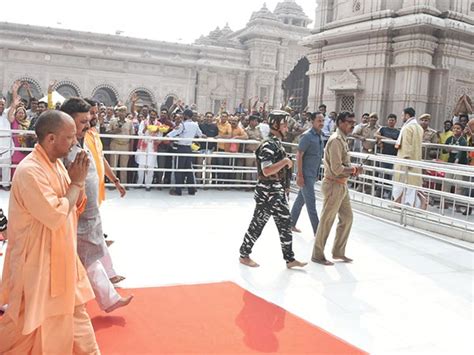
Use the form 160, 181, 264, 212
291, 112, 324, 236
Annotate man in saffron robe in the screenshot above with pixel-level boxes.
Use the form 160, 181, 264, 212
0, 110, 100, 354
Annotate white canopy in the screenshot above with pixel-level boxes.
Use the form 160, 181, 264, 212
39, 91, 66, 105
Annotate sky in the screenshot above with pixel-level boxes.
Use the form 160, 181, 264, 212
1, 0, 316, 44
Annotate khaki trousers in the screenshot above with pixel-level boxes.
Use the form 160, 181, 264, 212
0, 303, 100, 354
109, 141, 130, 183
312, 180, 353, 260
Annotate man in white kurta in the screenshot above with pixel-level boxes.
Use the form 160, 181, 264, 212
392, 107, 424, 207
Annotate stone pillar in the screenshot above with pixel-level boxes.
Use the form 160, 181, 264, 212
390, 33, 437, 117
235, 71, 247, 111
273, 45, 287, 108
314, 0, 334, 33
195, 68, 211, 113
306, 47, 325, 110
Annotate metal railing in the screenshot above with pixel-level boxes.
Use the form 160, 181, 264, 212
1, 129, 472, 240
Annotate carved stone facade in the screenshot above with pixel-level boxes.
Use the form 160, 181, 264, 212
0, 0, 311, 113
303, 0, 474, 128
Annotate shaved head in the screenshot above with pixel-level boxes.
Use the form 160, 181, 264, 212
35, 110, 74, 143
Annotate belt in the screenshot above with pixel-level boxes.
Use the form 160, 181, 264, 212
324, 176, 348, 185
258, 175, 280, 182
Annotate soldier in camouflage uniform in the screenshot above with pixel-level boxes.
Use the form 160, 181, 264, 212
239, 110, 307, 269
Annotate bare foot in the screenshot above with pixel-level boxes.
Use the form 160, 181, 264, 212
239, 257, 260, 267
286, 260, 308, 269
291, 226, 302, 233
311, 257, 334, 266
333, 255, 353, 263
105, 295, 134, 313
109, 275, 126, 284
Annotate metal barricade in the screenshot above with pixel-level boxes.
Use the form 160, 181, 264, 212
1, 129, 472, 240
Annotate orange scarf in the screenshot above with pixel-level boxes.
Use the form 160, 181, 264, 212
84, 128, 106, 205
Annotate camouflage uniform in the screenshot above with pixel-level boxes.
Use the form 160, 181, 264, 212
239, 134, 295, 263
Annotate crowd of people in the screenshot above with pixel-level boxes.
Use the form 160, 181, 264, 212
0, 80, 473, 205
0, 77, 473, 353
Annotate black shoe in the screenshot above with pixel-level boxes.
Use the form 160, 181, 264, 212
145, 187, 151, 192
169, 190, 182, 196
462, 208, 472, 216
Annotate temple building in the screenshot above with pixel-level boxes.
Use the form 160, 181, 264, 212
0, 1, 311, 112
303, 0, 474, 127
1, 0, 472, 126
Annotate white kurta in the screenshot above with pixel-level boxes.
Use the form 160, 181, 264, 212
392, 118, 424, 206
0, 110, 12, 186
136, 120, 159, 186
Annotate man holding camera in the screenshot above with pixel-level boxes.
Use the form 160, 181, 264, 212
239, 110, 307, 269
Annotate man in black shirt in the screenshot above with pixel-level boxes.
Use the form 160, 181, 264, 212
375, 114, 400, 198
199, 112, 219, 184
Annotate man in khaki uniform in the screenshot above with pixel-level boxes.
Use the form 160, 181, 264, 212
312, 111, 362, 266
107, 106, 134, 183
419, 113, 440, 159
351, 112, 380, 194
352, 112, 380, 154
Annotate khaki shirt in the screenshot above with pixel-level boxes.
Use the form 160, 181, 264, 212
108, 118, 134, 145
323, 128, 351, 180
422, 127, 440, 144
245, 126, 263, 152
422, 127, 440, 159
353, 123, 380, 152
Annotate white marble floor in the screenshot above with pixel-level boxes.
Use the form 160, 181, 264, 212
1, 189, 473, 354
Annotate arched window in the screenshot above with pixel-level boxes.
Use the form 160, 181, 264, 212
14, 77, 43, 103
55, 81, 81, 99
92, 85, 119, 107
164, 94, 178, 109
129, 88, 155, 109
282, 57, 310, 111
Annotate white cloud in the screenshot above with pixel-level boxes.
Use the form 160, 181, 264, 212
1, 0, 315, 43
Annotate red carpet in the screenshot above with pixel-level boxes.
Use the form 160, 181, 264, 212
88, 282, 367, 354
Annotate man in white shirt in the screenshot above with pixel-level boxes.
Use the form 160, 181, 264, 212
321, 106, 336, 145
167, 109, 206, 196
258, 116, 270, 139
